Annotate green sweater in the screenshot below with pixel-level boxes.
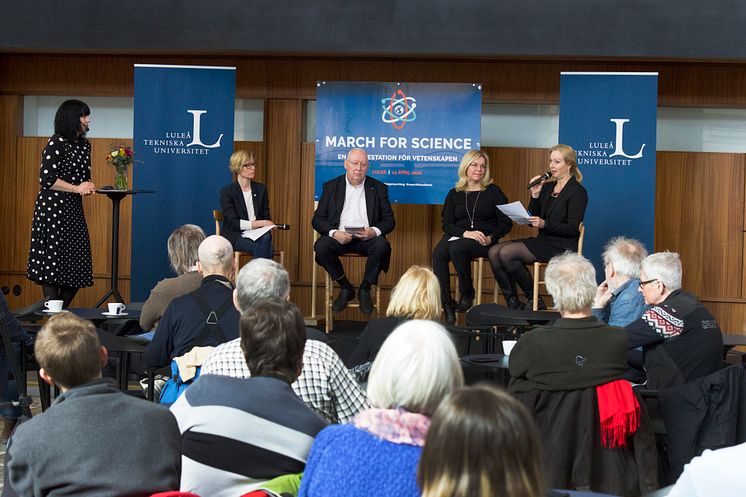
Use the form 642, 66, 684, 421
509, 316, 629, 393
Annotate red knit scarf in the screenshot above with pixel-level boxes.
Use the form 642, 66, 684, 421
596, 379, 640, 448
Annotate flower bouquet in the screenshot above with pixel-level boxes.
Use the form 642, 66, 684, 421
106, 145, 136, 190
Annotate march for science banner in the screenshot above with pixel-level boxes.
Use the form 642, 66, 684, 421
132, 64, 236, 300
559, 72, 658, 274
315, 82, 482, 205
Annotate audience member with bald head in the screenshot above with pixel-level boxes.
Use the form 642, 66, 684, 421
144, 234, 240, 368
312, 148, 396, 314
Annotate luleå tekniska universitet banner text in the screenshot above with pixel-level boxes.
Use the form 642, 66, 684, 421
315, 82, 482, 205
132, 64, 235, 300
559, 72, 658, 275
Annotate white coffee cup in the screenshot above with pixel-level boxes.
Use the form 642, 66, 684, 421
502, 340, 518, 356
108, 303, 126, 315
45, 299, 63, 312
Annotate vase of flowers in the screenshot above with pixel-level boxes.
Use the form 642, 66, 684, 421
106, 145, 136, 190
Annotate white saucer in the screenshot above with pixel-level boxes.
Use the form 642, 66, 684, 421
102, 311, 128, 317
42, 309, 66, 314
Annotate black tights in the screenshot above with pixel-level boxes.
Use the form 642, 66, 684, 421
42, 284, 79, 308
488, 241, 538, 300
488, 241, 537, 273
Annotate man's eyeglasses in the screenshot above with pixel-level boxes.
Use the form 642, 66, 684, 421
346, 160, 368, 169
639, 279, 658, 289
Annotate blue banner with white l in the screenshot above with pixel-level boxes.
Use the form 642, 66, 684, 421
559, 72, 658, 273
132, 64, 235, 300
315, 82, 482, 205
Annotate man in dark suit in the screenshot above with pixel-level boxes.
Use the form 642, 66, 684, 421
312, 148, 396, 313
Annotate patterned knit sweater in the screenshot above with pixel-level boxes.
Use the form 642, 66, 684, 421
298, 408, 428, 497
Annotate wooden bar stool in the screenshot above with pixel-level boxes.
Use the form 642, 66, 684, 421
323, 253, 382, 333
529, 222, 585, 311
453, 257, 499, 308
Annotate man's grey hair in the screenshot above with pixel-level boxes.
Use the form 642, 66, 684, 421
602, 236, 648, 279
197, 235, 234, 274
640, 252, 682, 292
367, 320, 463, 416
235, 258, 291, 314
544, 252, 597, 313
167, 224, 205, 275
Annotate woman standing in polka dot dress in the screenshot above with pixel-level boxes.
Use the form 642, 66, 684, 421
26, 100, 96, 307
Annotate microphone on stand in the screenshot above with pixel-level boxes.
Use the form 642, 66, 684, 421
527, 171, 551, 190
275, 224, 291, 230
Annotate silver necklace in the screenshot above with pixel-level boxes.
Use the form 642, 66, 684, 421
465, 189, 482, 229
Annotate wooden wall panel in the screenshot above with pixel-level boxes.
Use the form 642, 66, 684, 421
299, 143, 318, 284
700, 299, 746, 335
655, 152, 744, 299
3, 54, 746, 107
0, 96, 22, 270
12, 138, 47, 273
743, 233, 746, 300
264, 100, 302, 279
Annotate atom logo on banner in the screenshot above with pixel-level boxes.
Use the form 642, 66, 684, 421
381, 89, 417, 129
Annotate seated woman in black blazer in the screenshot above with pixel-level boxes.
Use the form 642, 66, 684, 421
488, 144, 588, 310
219, 150, 274, 259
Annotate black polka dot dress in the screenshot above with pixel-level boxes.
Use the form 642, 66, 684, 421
26, 134, 93, 288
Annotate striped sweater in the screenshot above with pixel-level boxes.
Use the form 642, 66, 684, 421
170, 374, 328, 497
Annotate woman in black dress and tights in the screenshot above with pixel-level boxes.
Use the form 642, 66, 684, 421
433, 150, 512, 324
27, 100, 96, 307
488, 144, 587, 310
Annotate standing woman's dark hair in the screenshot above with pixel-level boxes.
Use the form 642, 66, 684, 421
418, 384, 545, 497
54, 99, 90, 141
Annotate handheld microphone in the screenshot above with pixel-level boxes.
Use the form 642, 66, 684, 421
275, 224, 290, 230
527, 171, 551, 189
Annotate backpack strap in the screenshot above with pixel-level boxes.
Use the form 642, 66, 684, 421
188, 289, 233, 349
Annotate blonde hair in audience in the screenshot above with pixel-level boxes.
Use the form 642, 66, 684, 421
551, 144, 582, 182
418, 384, 544, 497
367, 320, 463, 415
544, 252, 596, 312
229, 149, 256, 175
386, 265, 442, 320
35, 313, 101, 389
167, 224, 205, 275
454, 150, 492, 192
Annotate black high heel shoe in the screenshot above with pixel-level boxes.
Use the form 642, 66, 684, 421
522, 296, 547, 311
443, 302, 457, 325
455, 293, 474, 313
506, 295, 524, 310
